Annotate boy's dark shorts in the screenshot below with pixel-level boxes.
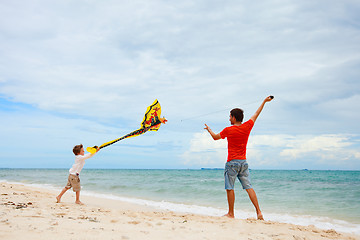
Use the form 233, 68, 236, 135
65, 174, 81, 192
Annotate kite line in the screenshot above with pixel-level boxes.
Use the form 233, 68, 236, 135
179, 99, 263, 122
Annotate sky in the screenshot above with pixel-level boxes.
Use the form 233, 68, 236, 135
0, 0, 359, 170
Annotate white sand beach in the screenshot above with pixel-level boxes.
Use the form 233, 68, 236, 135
1, 182, 359, 240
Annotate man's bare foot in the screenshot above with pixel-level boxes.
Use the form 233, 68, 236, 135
75, 201, 84, 205
223, 213, 234, 218
257, 213, 264, 220
56, 196, 61, 203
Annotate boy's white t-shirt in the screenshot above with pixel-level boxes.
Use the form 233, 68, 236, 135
69, 153, 94, 175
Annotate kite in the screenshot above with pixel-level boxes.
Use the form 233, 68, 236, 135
86, 99, 167, 154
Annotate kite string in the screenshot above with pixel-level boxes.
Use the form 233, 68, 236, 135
180, 99, 261, 122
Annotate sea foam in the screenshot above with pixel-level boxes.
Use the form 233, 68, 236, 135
81, 189, 360, 235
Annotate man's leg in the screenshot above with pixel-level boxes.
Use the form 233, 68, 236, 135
224, 160, 240, 218
56, 187, 69, 203
246, 188, 263, 220
225, 189, 235, 218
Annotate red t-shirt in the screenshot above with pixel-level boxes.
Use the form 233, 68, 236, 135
220, 119, 254, 162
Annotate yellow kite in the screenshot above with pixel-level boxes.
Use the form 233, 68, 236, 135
86, 99, 167, 154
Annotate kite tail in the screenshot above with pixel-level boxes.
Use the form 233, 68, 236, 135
99, 126, 152, 149
86, 114, 165, 154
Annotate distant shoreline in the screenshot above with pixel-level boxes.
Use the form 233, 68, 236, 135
1, 167, 359, 171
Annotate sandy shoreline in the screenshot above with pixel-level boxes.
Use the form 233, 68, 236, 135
1, 182, 359, 240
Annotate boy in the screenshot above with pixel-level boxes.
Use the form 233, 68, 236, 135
56, 144, 99, 204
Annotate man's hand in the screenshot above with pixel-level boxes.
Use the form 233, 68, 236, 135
204, 124, 221, 140
265, 96, 274, 102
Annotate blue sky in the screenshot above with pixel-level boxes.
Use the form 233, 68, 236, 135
0, 0, 359, 170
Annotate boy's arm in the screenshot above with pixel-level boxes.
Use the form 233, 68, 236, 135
204, 124, 221, 140
250, 96, 273, 123
82, 147, 100, 160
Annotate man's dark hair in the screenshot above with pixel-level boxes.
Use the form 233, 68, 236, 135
230, 108, 244, 122
73, 144, 83, 155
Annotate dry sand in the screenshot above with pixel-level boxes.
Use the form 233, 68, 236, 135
1, 182, 359, 240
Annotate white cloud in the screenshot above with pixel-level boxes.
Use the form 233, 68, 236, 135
1, 0, 359, 122
279, 134, 359, 161
1, 0, 360, 169
181, 132, 227, 167
182, 132, 360, 169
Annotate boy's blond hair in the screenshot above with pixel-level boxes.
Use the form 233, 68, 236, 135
73, 144, 83, 155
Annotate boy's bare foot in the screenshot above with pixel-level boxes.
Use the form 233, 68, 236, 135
223, 213, 234, 218
257, 213, 264, 220
75, 201, 84, 205
56, 196, 61, 203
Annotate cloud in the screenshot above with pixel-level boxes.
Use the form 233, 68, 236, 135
181, 132, 227, 167
182, 132, 360, 169
279, 134, 359, 161
1, 1, 360, 169
1, 0, 359, 123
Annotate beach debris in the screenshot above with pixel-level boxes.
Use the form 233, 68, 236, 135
323, 229, 340, 237
325, 229, 338, 234
1, 219, 9, 224
293, 235, 304, 240
128, 220, 140, 225
78, 215, 99, 222
2, 201, 32, 209
88, 217, 99, 223
15, 203, 28, 209
56, 212, 66, 218
97, 208, 110, 213
3, 201, 16, 206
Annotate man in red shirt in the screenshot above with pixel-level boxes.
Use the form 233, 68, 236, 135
204, 96, 273, 220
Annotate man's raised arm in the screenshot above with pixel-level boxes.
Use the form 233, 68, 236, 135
250, 96, 274, 123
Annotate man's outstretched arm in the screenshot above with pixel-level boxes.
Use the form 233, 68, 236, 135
204, 124, 221, 140
250, 96, 274, 123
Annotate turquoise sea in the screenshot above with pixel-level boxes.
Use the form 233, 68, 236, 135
1, 169, 359, 234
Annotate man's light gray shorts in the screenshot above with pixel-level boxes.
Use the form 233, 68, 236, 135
224, 160, 252, 190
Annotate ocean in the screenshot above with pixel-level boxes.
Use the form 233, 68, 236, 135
1, 168, 359, 234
